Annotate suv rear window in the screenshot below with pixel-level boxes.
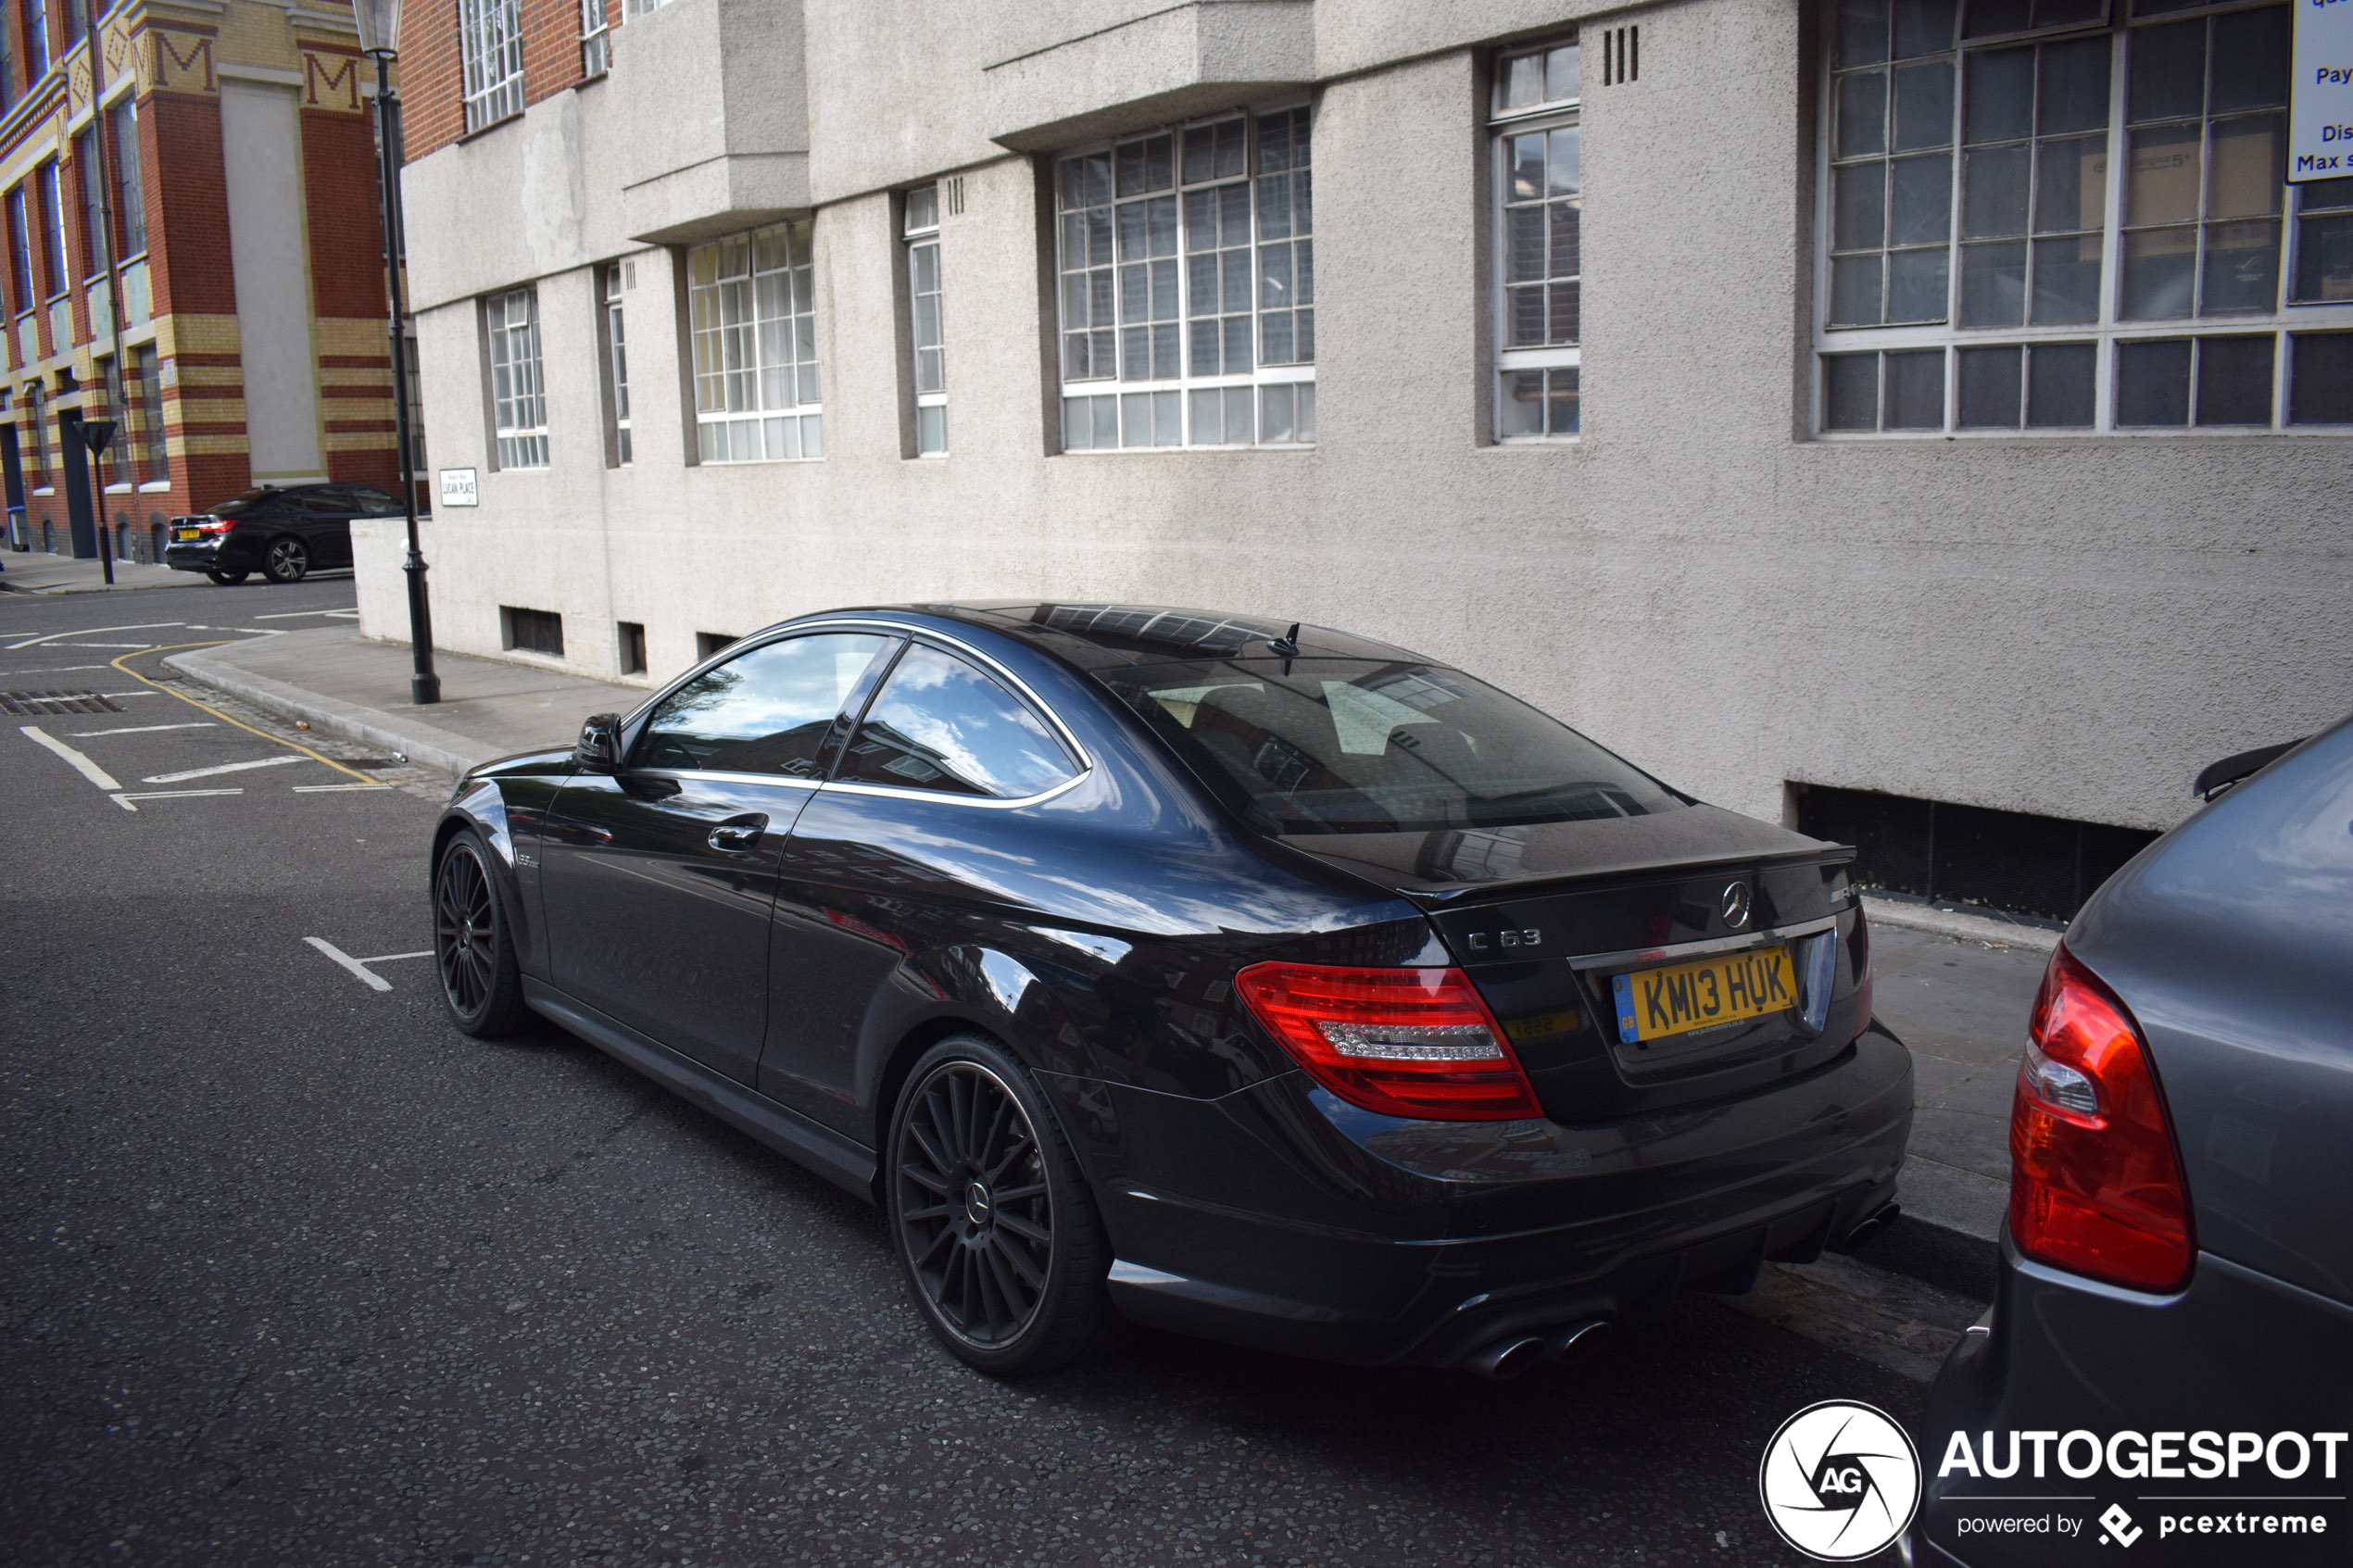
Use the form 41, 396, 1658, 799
1106, 659, 1685, 834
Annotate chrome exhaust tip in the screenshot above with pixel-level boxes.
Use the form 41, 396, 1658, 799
1835, 1200, 1903, 1252
1463, 1336, 1546, 1381
1541, 1319, 1609, 1362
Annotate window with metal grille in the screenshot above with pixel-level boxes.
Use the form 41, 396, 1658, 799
905, 184, 947, 456
1491, 38, 1581, 440
1817, 0, 2353, 434
1054, 106, 1315, 450
484, 286, 547, 470
501, 606, 564, 657
459, 0, 524, 132
687, 221, 823, 462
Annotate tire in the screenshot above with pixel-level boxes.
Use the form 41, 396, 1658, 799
434, 830, 527, 1036
207, 570, 248, 585
261, 536, 309, 583
887, 1035, 1119, 1376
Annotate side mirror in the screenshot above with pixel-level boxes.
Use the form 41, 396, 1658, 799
574, 712, 623, 772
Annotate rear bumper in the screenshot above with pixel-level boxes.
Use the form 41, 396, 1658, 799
163, 540, 250, 573
1051, 1021, 1913, 1366
1915, 1238, 2353, 1567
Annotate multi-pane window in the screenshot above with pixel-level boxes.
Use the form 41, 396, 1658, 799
484, 285, 547, 469
904, 184, 946, 456
459, 0, 524, 132
601, 261, 631, 466
135, 344, 165, 483
1054, 106, 1315, 450
1818, 0, 2353, 433
6, 186, 31, 317
110, 101, 143, 257
75, 128, 105, 277
687, 220, 822, 462
1491, 37, 1582, 439
580, 0, 610, 77
22, 0, 45, 79
37, 161, 64, 298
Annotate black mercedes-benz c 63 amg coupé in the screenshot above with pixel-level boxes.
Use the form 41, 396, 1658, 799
430, 603, 1910, 1376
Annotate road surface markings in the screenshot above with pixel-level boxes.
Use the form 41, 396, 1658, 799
107, 646, 377, 784
142, 754, 312, 784
64, 642, 158, 649
254, 609, 353, 620
19, 725, 123, 789
76, 722, 217, 736
108, 788, 245, 812
3, 621, 183, 651
293, 782, 395, 792
305, 938, 434, 992
3, 664, 114, 673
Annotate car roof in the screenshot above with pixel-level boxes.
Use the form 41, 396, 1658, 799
813, 601, 1428, 671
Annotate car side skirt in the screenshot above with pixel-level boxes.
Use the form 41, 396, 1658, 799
522, 977, 878, 1198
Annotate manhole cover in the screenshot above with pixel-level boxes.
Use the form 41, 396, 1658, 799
0, 690, 124, 715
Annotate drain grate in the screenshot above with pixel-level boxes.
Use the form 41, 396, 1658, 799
1, 690, 125, 716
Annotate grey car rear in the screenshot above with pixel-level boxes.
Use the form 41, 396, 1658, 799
1912, 716, 2353, 1565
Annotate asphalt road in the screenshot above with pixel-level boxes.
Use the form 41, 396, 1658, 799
2, 582, 1924, 1566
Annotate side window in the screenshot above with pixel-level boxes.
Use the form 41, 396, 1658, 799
347, 486, 403, 515
631, 633, 892, 776
838, 644, 1080, 798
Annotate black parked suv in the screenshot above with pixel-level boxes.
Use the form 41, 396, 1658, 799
162, 483, 406, 584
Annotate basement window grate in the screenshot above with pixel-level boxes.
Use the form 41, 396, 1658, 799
0, 690, 125, 715
1792, 782, 2159, 922
501, 606, 566, 659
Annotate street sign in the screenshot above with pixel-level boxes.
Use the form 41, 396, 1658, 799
2291, 0, 2353, 181
438, 468, 478, 508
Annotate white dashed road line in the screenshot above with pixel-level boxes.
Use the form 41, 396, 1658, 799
108, 789, 245, 812
19, 725, 122, 790
3, 664, 115, 673
305, 938, 435, 992
75, 722, 217, 736
141, 755, 313, 784
4, 621, 184, 651
293, 783, 395, 792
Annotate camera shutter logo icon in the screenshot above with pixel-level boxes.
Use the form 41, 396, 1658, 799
1758, 1399, 1921, 1561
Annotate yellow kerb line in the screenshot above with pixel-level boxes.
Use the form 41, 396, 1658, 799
108, 644, 379, 784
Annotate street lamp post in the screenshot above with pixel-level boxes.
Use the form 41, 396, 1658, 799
354, 0, 439, 705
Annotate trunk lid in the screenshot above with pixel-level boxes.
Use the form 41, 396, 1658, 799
1274, 805, 1870, 1119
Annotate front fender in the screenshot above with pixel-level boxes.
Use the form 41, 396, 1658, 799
434, 774, 555, 980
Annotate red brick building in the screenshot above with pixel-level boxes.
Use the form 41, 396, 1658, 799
0, 0, 409, 564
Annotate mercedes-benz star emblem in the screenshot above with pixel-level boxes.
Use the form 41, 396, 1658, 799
1721, 882, 1754, 929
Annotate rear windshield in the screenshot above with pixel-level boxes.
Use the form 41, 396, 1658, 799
206, 488, 278, 516
1105, 659, 1686, 834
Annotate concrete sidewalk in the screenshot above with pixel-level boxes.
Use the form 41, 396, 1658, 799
0, 548, 208, 594
166, 624, 2037, 1282
166, 626, 644, 777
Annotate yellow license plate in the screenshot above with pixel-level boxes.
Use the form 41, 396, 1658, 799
1612, 946, 1798, 1043
173, 527, 204, 541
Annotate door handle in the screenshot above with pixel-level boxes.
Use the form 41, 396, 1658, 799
707, 814, 768, 853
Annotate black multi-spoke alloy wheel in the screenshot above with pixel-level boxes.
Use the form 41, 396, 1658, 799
262, 536, 308, 583
434, 830, 525, 1035
207, 570, 248, 585
888, 1036, 1117, 1375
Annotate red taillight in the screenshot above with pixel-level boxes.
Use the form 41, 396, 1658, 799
199, 517, 233, 533
2008, 943, 2193, 1291
1233, 962, 1544, 1121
